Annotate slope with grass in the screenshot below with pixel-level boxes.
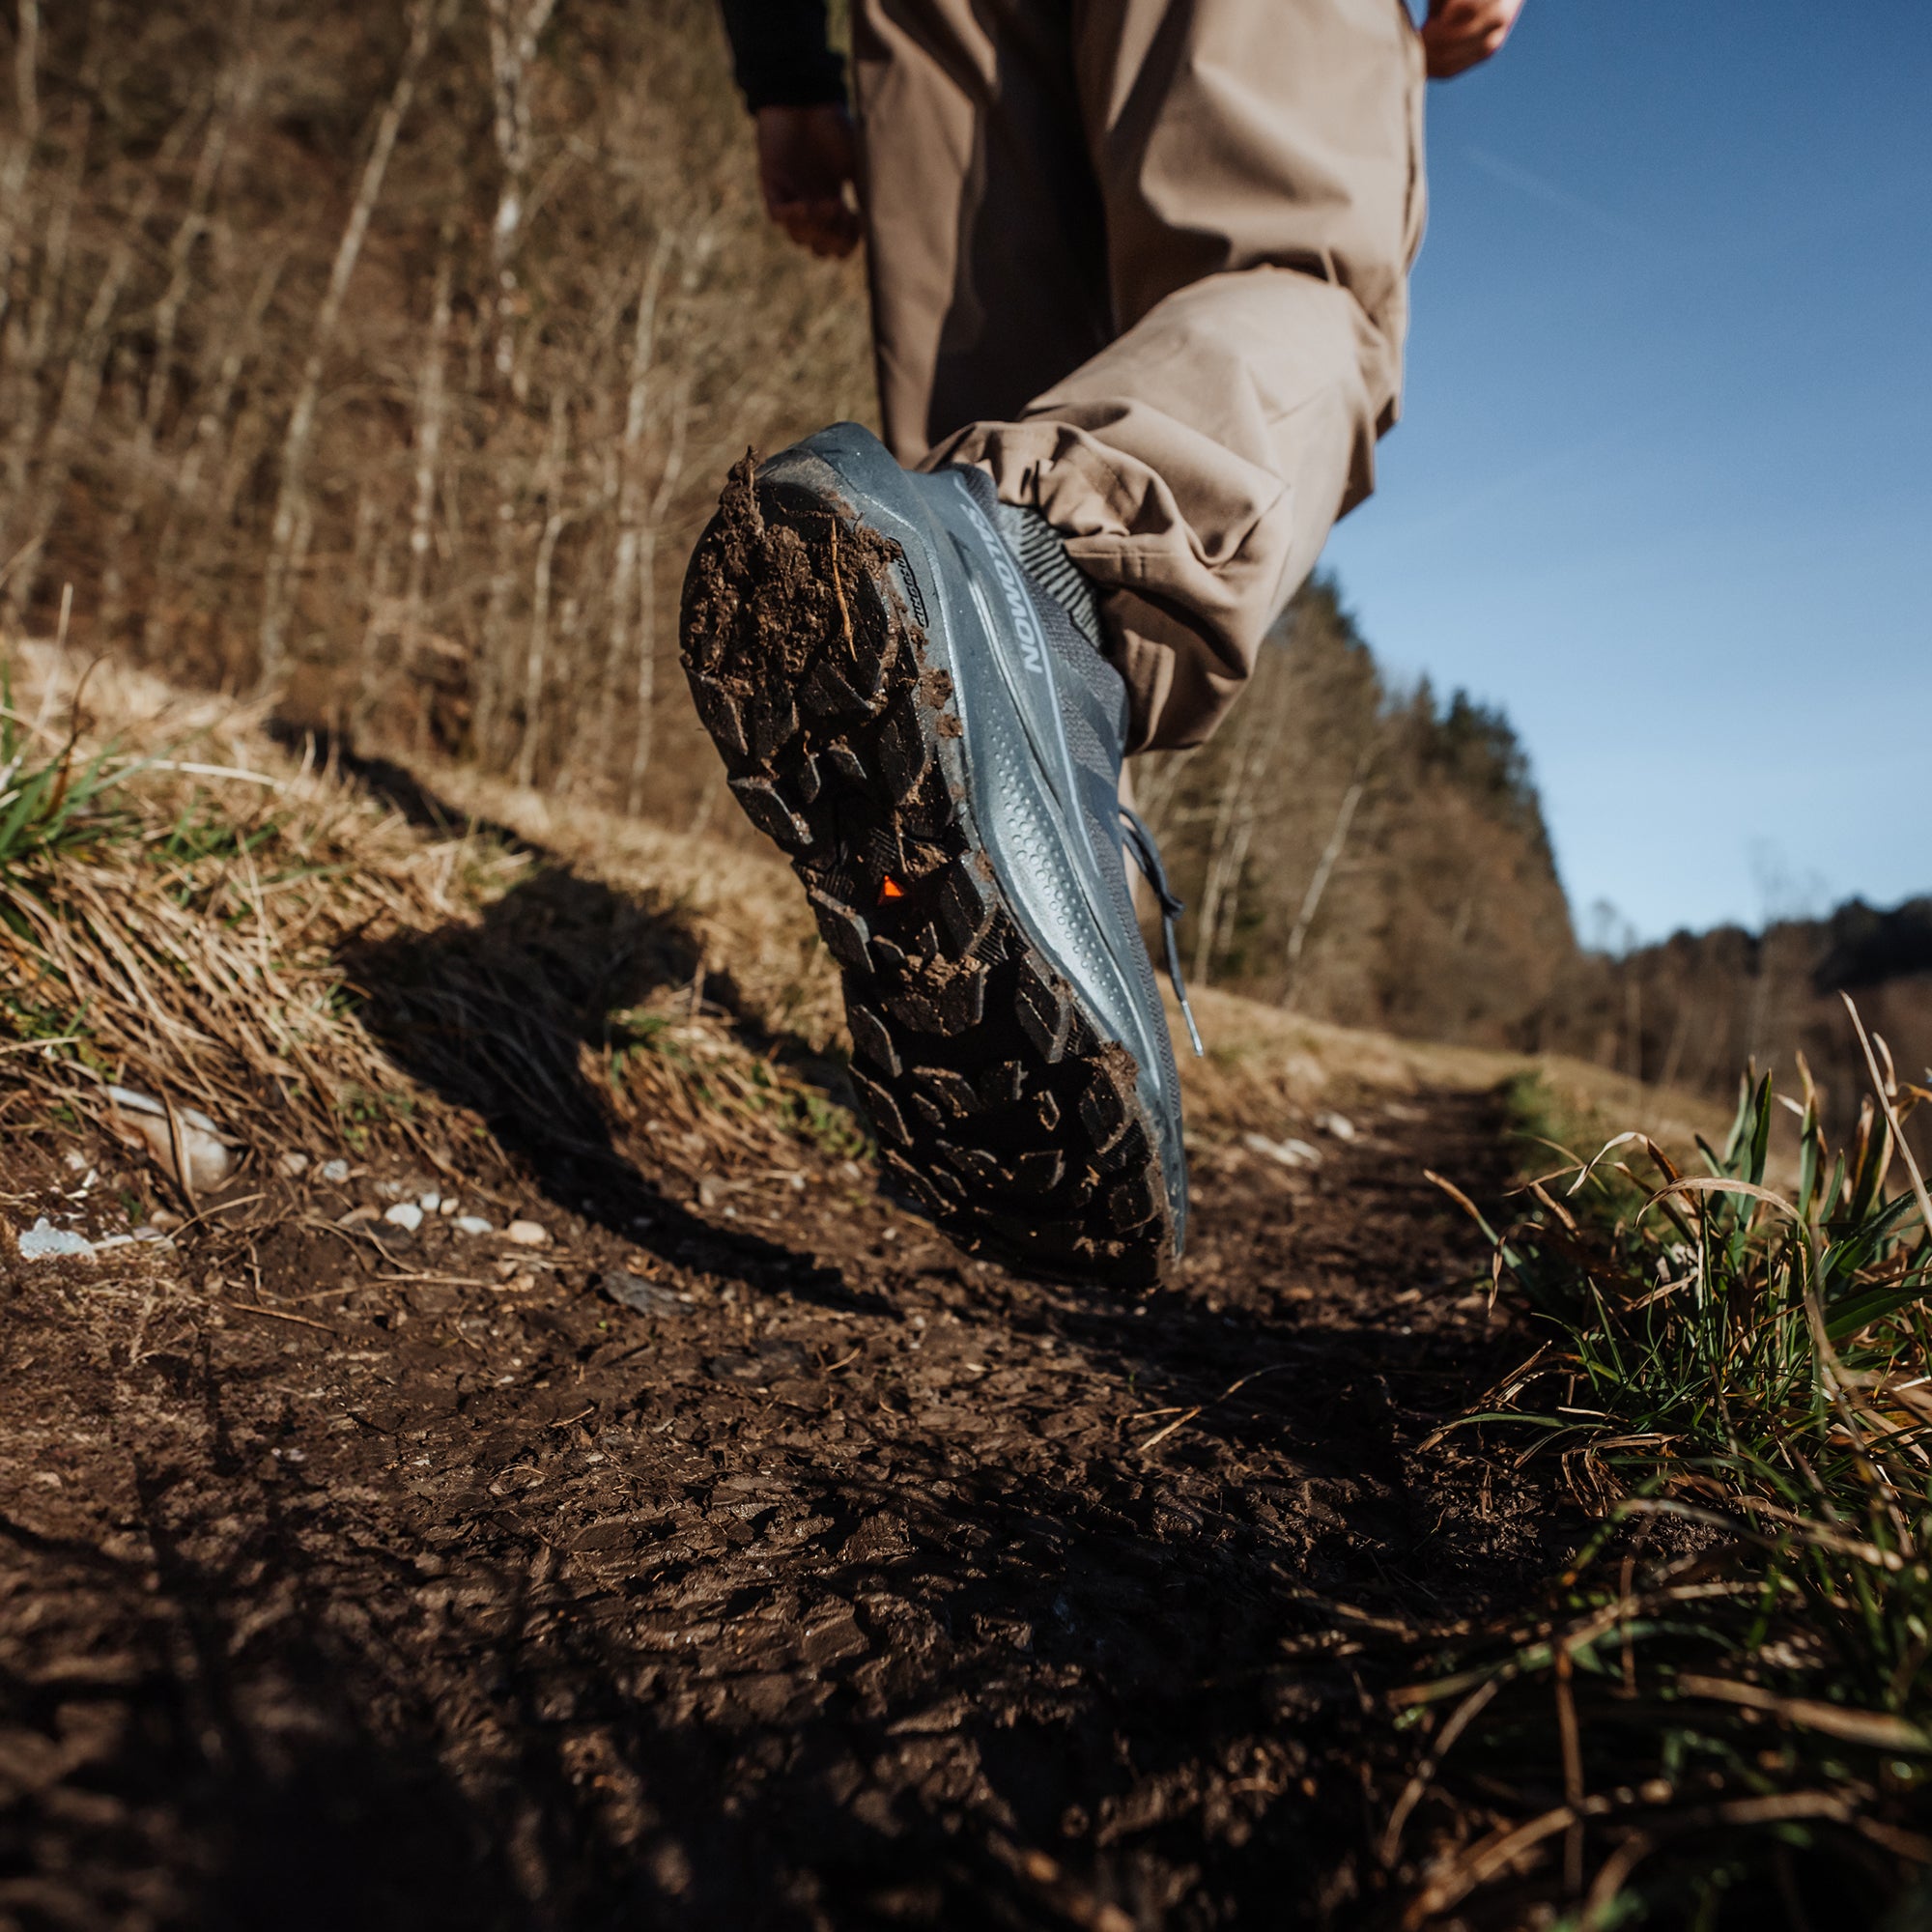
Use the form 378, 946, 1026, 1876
4, 643, 1928, 1929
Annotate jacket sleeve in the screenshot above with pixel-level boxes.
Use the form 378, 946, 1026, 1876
717, 0, 846, 111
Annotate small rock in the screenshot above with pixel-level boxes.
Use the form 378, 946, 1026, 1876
1242, 1131, 1322, 1171
417, 1191, 441, 1212
600, 1268, 689, 1319
62, 1150, 87, 1173
384, 1202, 425, 1232
103, 1086, 235, 1193
320, 1159, 351, 1184
439, 1196, 458, 1216
17, 1218, 95, 1261
148, 1209, 185, 1233
453, 1215, 494, 1236
276, 1151, 311, 1179
1316, 1111, 1358, 1143
504, 1220, 550, 1247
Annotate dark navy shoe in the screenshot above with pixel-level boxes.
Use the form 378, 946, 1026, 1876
679, 423, 1200, 1286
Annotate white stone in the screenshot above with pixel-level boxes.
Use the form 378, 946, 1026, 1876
383, 1202, 424, 1232
417, 1191, 441, 1211
18, 1218, 95, 1260
1242, 1131, 1322, 1171
1316, 1111, 1358, 1142
503, 1219, 550, 1247
103, 1086, 235, 1193
320, 1159, 351, 1183
276, 1151, 311, 1178
453, 1215, 495, 1236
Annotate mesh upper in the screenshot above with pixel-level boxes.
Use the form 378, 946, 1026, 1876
958, 471, 1182, 1112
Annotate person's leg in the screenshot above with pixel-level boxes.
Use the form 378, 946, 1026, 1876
849, 0, 1107, 465
855, 0, 1426, 751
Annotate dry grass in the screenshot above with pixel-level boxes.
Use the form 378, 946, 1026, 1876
2, 641, 523, 1153
1179, 980, 1731, 1166
0, 638, 865, 1199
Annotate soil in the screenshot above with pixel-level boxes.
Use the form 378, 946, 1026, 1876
0, 1066, 1577, 1932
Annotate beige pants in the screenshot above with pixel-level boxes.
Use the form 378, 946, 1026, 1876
850, 0, 1427, 751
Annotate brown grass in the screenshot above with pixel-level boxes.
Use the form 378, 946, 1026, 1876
0, 639, 865, 1202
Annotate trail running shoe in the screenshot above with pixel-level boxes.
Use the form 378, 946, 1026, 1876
679, 423, 1200, 1287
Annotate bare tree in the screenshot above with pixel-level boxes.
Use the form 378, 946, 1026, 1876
485, 0, 558, 397
1280, 754, 1371, 1010
258, 0, 437, 687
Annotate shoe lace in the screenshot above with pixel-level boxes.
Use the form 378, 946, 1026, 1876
1118, 805, 1205, 1058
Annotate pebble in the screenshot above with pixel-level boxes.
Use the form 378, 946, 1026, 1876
503, 1220, 550, 1247
417, 1191, 441, 1212
17, 1218, 95, 1261
1316, 1111, 1359, 1142
104, 1086, 235, 1193
320, 1159, 351, 1184
1243, 1131, 1322, 1171
276, 1151, 311, 1178
453, 1215, 494, 1236
384, 1202, 425, 1233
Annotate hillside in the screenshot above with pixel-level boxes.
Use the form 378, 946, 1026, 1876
0, 0, 1589, 1067
1537, 897, 1932, 1159
1137, 580, 1577, 1048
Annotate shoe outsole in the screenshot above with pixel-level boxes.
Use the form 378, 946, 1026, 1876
679, 455, 1173, 1289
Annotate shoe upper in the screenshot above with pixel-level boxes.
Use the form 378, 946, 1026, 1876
908, 460, 1191, 1250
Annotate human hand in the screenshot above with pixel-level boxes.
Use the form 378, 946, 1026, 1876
754, 103, 862, 258
1420, 0, 1526, 78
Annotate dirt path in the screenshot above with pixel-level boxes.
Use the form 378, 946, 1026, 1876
0, 1083, 1568, 1930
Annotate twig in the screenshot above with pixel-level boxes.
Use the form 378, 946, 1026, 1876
219, 1298, 336, 1334
1137, 1362, 1295, 1454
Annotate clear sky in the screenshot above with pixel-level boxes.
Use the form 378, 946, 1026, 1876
1325, 1, 1932, 945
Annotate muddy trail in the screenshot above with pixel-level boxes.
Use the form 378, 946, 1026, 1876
0, 1050, 1584, 1932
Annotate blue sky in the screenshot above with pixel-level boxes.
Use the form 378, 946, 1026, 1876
1326, 1, 1932, 944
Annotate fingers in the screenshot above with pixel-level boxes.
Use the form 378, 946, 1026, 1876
769, 198, 862, 260
1421, 0, 1525, 78
754, 103, 863, 257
